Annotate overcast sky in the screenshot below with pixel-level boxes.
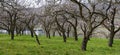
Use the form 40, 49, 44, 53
19, 0, 46, 8
19, 0, 89, 8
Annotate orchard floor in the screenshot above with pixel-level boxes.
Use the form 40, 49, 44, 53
0, 34, 120, 55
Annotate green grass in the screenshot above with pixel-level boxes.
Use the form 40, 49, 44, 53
0, 34, 120, 55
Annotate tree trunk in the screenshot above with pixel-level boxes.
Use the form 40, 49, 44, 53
30, 30, 34, 37
48, 32, 51, 39
21, 30, 24, 35
88, 36, 90, 40
108, 32, 115, 47
46, 32, 48, 38
53, 31, 55, 37
33, 31, 40, 45
81, 36, 89, 51
66, 30, 70, 38
11, 31, 14, 40
45, 30, 48, 38
62, 32, 66, 42
74, 28, 78, 41
46, 31, 51, 39
67, 32, 69, 38
19, 31, 22, 36
16, 29, 19, 36
7, 30, 10, 35
58, 31, 62, 36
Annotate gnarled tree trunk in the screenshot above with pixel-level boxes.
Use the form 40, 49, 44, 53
81, 36, 89, 51
108, 32, 115, 47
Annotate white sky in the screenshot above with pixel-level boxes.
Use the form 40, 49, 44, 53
19, 0, 46, 8
19, 0, 89, 8
20, 0, 70, 8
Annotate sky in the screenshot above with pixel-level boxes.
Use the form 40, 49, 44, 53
19, 0, 89, 8
19, 0, 46, 8
19, 0, 73, 8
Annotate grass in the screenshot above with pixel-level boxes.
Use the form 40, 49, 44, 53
0, 34, 120, 55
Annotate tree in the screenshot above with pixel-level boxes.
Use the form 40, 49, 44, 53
70, 0, 107, 51
0, 0, 25, 40
103, 0, 120, 47
64, 11, 79, 41
0, 9, 11, 34
54, 11, 67, 42
38, 5, 56, 39
61, 2, 80, 41
21, 12, 41, 45
15, 20, 26, 36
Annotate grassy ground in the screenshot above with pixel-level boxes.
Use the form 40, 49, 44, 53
0, 34, 120, 55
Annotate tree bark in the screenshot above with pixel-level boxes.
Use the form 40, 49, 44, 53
108, 32, 115, 47
46, 31, 51, 39
7, 30, 10, 35
11, 30, 14, 40
62, 32, 66, 42
33, 30, 40, 45
53, 31, 55, 37
74, 27, 78, 41
48, 32, 51, 39
66, 28, 70, 38
30, 30, 34, 37
81, 36, 89, 51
